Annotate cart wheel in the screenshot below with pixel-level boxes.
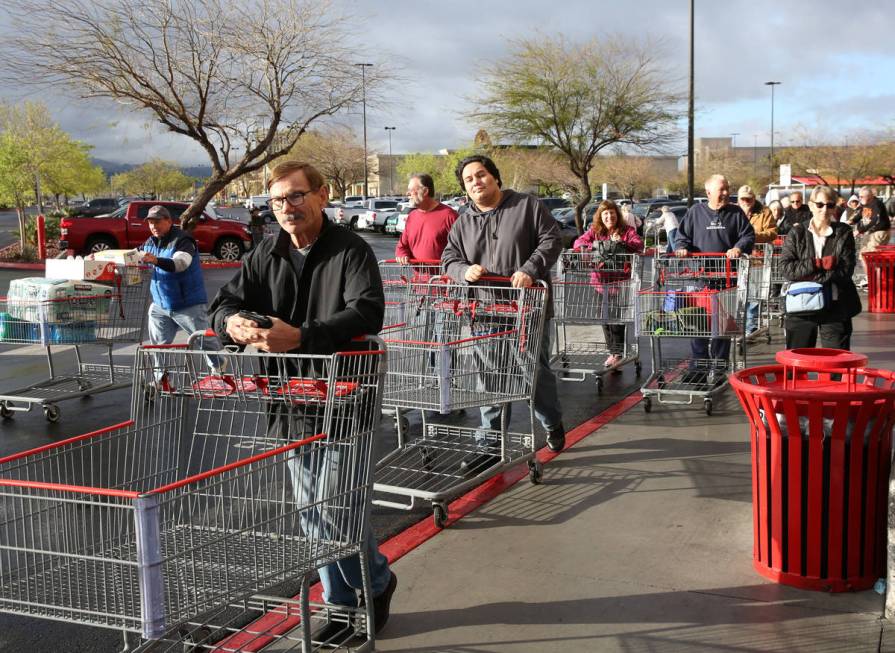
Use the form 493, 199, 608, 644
704, 399, 713, 416
634, 361, 642, 376
528, 460, 543, 485
643, 397, 652, 413
44, 405, 60, 423
433, 503, 448, 529
394, 415, 410, 434
0, 403, 11, 420
560, 355, 569, 368
595, 377, 604, 395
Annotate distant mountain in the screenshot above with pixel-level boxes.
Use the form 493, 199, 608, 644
91, 158, 212, 180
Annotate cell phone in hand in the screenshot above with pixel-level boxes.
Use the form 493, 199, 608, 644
237, 310, 273, 329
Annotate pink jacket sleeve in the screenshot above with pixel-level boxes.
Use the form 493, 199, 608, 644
573, 229, 596, 250
620, 227, 644, 253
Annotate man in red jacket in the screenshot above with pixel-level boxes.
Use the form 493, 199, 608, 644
395, 173, 458, 263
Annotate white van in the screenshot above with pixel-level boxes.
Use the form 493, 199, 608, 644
245, 194, 270, 210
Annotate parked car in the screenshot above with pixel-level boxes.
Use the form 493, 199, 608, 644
356, 205, 398, 232
539, 197, 570, 211
383, 213, 400, 235
344, 198, 400, 231
60, 200, 253, 261
244, 194, 270, 210
67, 198, 119, 218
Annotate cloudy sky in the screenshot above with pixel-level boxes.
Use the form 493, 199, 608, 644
6, 0, 893, 165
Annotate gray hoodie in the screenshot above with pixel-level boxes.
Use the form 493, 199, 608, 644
441, 188, 562, 317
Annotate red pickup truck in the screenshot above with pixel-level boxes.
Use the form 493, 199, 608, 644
59, 200, 253, 261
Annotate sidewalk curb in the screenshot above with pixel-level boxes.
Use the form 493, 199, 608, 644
214, 389, 644, 652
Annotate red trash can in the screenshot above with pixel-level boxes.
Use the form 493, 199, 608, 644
730, 348, 895, 591
864, 250, 895, 313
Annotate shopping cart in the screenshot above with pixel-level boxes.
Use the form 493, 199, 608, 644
374, 276, 548, 528
378, 258, 442, 329
0, 264, 152, 422
767, 240, 787, 325
635, 254, 749, 415
739, 243, 774, 346
0, 332, 386, 652
551, 250, 643, 393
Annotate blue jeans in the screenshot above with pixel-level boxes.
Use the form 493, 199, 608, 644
666, 228, 678, 254
147, 302, 223, 377
745, 301, 759, 334
286, 426, 391, 607
477, 322, 562, 443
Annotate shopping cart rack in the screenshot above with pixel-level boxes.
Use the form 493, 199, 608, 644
551, 250, 643, 393
374, 277, 548, 528
636, 254, 749, 415
0, 265, 152, 422
0, 334, 386, 652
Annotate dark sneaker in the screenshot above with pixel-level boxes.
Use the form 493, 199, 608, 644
372, 572, 398, 634
546, 424, 566, 452
458, 448, 500, 476
312, 618, 354, 645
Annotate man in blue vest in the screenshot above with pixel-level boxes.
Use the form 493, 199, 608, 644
140, 204, 221, 378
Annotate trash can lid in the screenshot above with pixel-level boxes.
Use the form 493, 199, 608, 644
775, 348, 867, 371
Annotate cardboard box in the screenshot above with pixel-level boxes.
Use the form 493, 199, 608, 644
7, 278, 114, 324
45, 257, 118, 283
91, 249, 144, 285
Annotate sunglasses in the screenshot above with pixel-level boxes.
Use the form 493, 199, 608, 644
813, 201, 836, 210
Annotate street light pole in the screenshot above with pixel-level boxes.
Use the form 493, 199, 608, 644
384, 126, 396, 195
355, 63, 374, 198
730, 132, 740, 148
686, 0, 695, 207
752, 134, 759, 177
765, 81, 781, 182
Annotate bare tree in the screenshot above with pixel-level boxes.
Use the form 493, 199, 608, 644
594, 153, 662, 201
491, 148, 579, 197
468, 35, 682, 232
0, 0, 388, 229
286, 127, 367, 200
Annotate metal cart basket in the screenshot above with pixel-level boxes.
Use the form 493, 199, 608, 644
378, 259, 442, 328
374, 277, 548, 528
636, 254, 749, 415
551, 250, 643, 393
0, 264, 152, 422
0, 335, 386, 652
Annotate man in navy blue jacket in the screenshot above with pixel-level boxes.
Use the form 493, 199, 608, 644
140, 204, 221, 378
675, 175, 755, 379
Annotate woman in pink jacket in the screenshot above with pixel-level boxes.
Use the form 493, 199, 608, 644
573, 200, 644, 369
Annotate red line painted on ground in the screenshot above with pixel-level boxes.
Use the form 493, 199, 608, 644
216, 388, 643, 651
0, 260, 240, 271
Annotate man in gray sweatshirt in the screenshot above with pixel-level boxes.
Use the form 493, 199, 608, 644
442, 155, 565, 475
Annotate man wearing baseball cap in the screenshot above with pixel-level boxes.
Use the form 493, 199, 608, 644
139, 204, 221, 379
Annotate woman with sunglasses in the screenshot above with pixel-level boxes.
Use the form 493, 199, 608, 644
779, 185, 861, 349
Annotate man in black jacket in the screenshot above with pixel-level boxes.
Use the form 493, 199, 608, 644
208, 161, 396, 641
778, 191, 812, 235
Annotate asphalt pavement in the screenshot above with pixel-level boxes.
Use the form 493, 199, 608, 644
0, 229, 649, 651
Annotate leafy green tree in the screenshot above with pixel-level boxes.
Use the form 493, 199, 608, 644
43, 139, 106, 208
111, 159, 194, 199
397, 148, 475, 198
469, 35, 682, 232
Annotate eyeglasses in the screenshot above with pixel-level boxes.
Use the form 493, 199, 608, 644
270, 190, 313, 210
740, 197, 754, 203
813, 201, 836, 210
